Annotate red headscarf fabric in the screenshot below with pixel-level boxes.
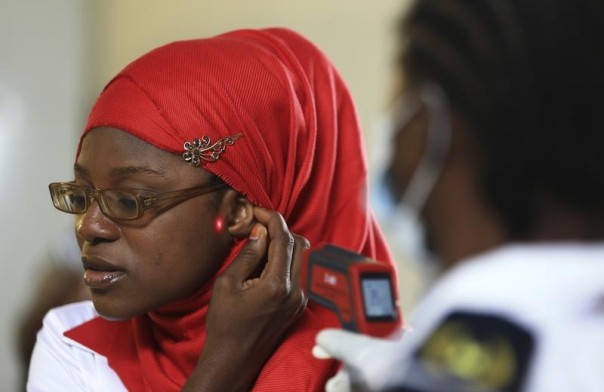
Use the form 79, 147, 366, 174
65, 28, 395, 391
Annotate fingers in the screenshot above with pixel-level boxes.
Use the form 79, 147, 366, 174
312, 344, 333, 360
314, 329, 380, 365
314, 327, 408, 381
221, 222, 268, 285
291, 233, 310, 288
253, 207, 295, 283
325, 370, 351, 392
226, 206, 309, 302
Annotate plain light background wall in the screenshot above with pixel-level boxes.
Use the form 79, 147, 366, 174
0, 0, 91, 390
1, 1, 422, 390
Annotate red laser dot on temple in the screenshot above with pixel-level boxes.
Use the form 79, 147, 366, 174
214, 216, 225, 233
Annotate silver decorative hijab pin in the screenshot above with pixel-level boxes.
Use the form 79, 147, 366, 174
182, 133, 243, 166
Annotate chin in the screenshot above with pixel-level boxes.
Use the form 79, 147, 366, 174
92, 296, 144, 321
98, 313, 129, 322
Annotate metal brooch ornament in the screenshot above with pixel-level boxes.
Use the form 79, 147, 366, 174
182, 133, 243, 166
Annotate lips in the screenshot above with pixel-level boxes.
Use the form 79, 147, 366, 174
82, 255, 126, 289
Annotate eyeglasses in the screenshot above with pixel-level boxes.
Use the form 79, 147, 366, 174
49, 181, 228, 221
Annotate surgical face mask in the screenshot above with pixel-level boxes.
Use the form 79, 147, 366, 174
370, 83, 452, 276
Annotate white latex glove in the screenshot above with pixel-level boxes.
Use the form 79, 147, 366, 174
313, 328, 408, 392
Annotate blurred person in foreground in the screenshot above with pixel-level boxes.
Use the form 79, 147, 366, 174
314, 0, 604, 391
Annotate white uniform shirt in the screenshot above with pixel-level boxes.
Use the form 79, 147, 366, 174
27, 301, 127, 392
394, 243, 604, 392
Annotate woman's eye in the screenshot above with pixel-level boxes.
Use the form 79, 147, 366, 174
71, 194, 87, 209
104, 191, 138, 213
117, 196, 138, 210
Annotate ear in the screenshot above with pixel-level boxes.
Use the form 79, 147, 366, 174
222, 190, 255, 238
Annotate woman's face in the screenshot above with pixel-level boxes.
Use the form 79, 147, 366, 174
75, 127, 232, 319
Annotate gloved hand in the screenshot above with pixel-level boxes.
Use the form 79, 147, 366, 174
313, 328, 408, 392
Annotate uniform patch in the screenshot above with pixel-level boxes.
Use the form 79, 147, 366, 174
393, 311, 535, 392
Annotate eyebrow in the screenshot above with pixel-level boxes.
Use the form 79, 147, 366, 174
74, 163, 168, 178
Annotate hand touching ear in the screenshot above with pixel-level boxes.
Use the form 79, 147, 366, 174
183, 207, 310, 392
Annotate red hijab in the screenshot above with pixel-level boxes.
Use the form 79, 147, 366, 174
66, 28, 395, 391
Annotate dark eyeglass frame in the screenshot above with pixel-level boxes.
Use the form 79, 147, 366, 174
49, 181, 228, 221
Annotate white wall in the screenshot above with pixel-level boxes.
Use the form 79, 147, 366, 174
0, 0, 91, 389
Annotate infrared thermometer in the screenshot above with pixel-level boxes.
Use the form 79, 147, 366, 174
303, 244, 402, 337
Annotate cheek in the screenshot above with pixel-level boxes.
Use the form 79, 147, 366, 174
143, 205, 231, 292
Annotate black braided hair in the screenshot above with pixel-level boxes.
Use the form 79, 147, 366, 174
399, 0, 604, 239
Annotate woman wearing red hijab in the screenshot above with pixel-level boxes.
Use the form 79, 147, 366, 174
29, 28, 395, 391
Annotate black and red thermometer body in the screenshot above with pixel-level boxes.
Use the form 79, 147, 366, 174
303, 244, 402, 337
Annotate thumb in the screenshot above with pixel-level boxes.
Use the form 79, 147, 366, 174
222, 223, 268, 284
313, 329, 381, 365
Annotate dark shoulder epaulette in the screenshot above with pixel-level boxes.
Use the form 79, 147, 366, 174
387, 311, 535, 392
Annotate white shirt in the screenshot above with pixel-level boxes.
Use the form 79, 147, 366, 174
395, 243, 604, 391
27, 301, 127, 392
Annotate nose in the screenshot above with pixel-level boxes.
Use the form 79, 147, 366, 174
76, 198, 120, 245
